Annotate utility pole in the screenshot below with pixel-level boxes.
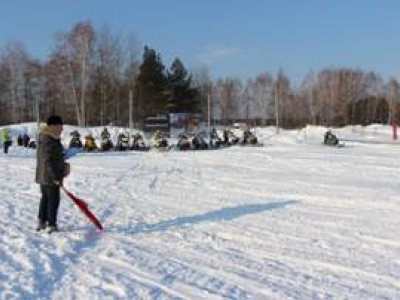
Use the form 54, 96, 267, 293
246, 89, 249, 125
129, 90, 133, 144
207, 93, 211, 131
31, 78, 40, 138
275, 85, 280, 134
36, 93, 40, 130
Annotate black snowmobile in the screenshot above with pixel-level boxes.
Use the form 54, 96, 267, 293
116, 133, 130, 151
323, 130, 344, 147
223, 130, 239, 146
131, 133, 149, 151
240, 129, 262, 146
28, 140, 36, 149
192, 133, 208, 150
177, 134, 191, 151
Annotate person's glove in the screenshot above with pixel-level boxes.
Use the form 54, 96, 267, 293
63, 162, 71, 178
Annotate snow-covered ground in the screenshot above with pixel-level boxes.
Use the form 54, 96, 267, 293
0, 124, 399, 299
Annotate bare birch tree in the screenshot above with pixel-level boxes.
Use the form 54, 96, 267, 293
2, 42, 29, 123
274, 69, 290, 129
215, 77, 242, 125
192, 66, 213, 123
387, 77, 399, 124
54, 22, 94, 126
301, 70, 320, 125
252, 72, 274, 126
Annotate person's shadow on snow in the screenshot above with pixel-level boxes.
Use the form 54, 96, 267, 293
112, 200, 298, 235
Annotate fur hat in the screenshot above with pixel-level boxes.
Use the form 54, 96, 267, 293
46, 115, 63, 126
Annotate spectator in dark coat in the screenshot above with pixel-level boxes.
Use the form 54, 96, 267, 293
22, 133, 30, 147
17, 134, 23, 146
35, 115, 69, 233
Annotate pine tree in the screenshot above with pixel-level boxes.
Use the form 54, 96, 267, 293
166, 58, 199, 113
136, 46, 167, 117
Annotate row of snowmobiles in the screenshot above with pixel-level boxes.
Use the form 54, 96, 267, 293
172, 128, 260, 151
67, 128, 262, 152
68, 129, 149, 152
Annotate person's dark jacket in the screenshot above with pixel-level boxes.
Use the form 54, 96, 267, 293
35, 126, 65, 185
22, 133, 30, 147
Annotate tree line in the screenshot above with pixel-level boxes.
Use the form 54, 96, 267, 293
0, 21, 399, 128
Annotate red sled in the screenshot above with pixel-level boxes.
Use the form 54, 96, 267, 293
62, 187, 104, 231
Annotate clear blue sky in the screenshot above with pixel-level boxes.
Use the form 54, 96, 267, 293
0, 0, 399, 85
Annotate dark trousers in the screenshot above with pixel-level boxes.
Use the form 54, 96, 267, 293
38, 185, 61, 226
3, 141, 11, 154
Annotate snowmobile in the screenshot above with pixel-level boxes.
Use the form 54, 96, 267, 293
323, 130, 344, 147
100, 137, 113, 151
84, 134, 98, 151
223, 130, 239, 146
69, 130, 83, 148
241, 129, 259, 145
152, 130, 169, 150
100, 128, 114, 151
177, 134, 191, 151
28, 140, 36, 149
116, 133, 129, 151
209, 129, 224, 148
192, 133, 208, 150
131, 133, 149, 151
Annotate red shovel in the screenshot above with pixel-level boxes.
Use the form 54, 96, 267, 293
62, 186, 104, 231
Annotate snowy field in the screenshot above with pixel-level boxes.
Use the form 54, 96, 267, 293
0, 124, 399, 299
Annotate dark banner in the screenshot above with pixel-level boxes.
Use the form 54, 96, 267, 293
143, 114, 170, 135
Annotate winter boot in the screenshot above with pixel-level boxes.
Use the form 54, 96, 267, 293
47, 225, 59, 234
36, 220, 46, 232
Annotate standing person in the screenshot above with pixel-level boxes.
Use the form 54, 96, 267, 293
22, 132, 30, 147
1, 127, 12, 154
35, 115, 69, 233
